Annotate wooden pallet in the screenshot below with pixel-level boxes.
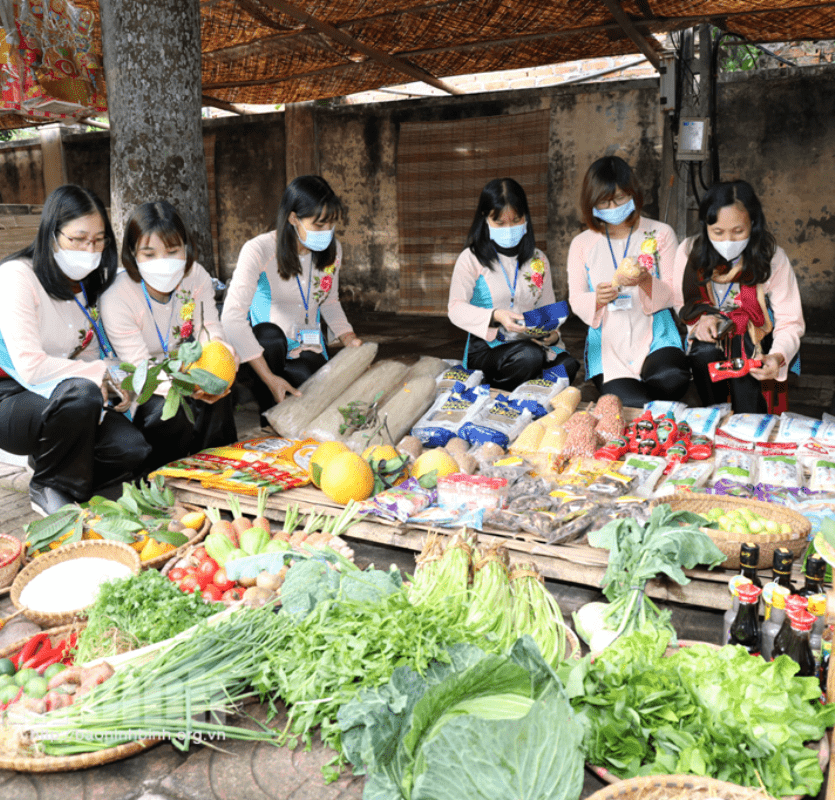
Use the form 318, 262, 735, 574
165, 477, 746, 611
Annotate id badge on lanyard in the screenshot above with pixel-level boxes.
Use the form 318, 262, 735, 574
608, 290, 633, 311
298, 327, 321, 346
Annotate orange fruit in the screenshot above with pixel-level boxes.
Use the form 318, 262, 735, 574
140, 537, 175, 562
410, 448, 458, 482
309, 441, 349, 488
188, 341, 236, 391
320, 451, 375, 504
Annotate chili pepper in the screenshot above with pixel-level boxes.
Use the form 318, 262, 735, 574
31, 638, 66, 671
17, 632, 50, 669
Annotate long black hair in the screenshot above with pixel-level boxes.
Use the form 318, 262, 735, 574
275, 175, 344, 279
686, 180, 776, 286
1, 184, 117, 304
466, 178, 536, 270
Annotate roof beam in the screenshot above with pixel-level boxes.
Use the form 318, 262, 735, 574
595, 0, 662, 69
255, 0, 464, 95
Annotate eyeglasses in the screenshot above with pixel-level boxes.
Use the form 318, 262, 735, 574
57, 231, 110, 251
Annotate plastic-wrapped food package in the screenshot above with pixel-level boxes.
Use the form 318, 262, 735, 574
654, 461, 715, 497
264, 342, 378, 438
561, 411, 600, 458
436, 365, 484, 391
644, 399, 687, 419
816, 414, 835, 445
550, 386, 582, 412
676, 404, 731, 439
719, 413, 778, 443
411, 384, 492, 448
508, 367, 569, 419
537, 425, 568, 454
594, 393, 625, 442
302, 359, 409, 441
344, 375, 437, 453
358, 477, 436, 523
712, 449, 758, 485
509, 421, 545, 455
758, 454, 804, 488
459, 396, 533, 449
619, 453, 666, 497
403, 355, 448, 382
775, 412, 822, 444
541, 405, 572, 428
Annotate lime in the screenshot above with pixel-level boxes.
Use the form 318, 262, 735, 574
763, 519, 779, 533
43, 663, 66, 681
0, 658, 15, 677
0, 674, 14, 688
780, 523, 792, 535
747, 520, 763, 534
14, 667, 37, 687
23, 676, 48, 699
0, 683, 19, 704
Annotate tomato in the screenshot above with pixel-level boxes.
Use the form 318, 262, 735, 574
194, 570, 213, 591
168, 567, 186, 582
201, 584, 223, 603
212, 568, 235, 592
179, 574, 201, 594
192, 546, 208, 562
197, 559, 219, 582
221, 587, 244, 603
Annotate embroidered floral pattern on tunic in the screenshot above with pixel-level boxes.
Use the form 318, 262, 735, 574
311, 256, 339, 307
638, 232, 659, 274
523, 256, 546, 298
173, 290, 196, 342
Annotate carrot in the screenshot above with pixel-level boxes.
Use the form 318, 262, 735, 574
227, 493, 252, 539
252, 488, 271, 537
207, 506, 238, 548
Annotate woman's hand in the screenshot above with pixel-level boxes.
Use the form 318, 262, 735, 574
533, 329, 562, 347
492, 308, 527, 333
750, 353, 784, 381
594, 282, 619, 309
193, 386, 232, 405
340, 331, 363, 348
691, 314, 721, 343
101, 373, 132, 414
267, 374, 301, 403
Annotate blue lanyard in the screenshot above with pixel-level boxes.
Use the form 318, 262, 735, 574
497, 258, 521, 308
295, 260, 314, 324
714, 281, 735, 310
605, 226, 634, 272
141, 282, 177, 356
73, 286, 113, 358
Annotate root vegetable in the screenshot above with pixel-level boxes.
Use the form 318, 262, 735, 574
451, 451, 478, 475
206, 506, 238, 548
252, 488, 271, 538
227, 494, 252, 538
256, 571, 283, 591
397, 435, 423, 463
47, 666, 83, 690
242, 587, 274, 608
444, 437, 470, 457
238, 575, 257, 588
168, 520, 186, 533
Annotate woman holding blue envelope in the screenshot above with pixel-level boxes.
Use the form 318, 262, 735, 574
448, 178, 579, 391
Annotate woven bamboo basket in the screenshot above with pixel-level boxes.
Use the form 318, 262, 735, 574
0, 622, 159, 771
665, 493, 810, 569
10, 540, 141, 627
0, 533, 22, 588
586, 774, 776, 800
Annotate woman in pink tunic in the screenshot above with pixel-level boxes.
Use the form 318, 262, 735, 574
448, 178, 579, 390
674, 180, 804, 413
567, 156, 689, 407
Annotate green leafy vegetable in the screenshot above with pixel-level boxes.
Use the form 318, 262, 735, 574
339, 637, 585, 800
563, 627, 835, 798
73, 569, 216, 663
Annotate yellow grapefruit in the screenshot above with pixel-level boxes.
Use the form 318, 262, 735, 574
309, 441, 349, 488
410, 448, 458, 482
362, 444, 400, 463
188, 341, 237, 390
320, 451, 375, 504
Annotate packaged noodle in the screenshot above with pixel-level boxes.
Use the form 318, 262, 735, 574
654, 461, 714, 497
719, 413, 778, 443
508, 365, 569, 418
619, 453, 666, 498
436, 364, 484, 391
712, 448, 758, 485
411, 384, 492, 448
758, 454, 803, 488
776, 412, 822, 444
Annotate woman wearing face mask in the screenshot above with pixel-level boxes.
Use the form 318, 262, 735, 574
0, 184, 151, 516
99, 200, 238, 470
447, 178, 579, 390
674, 180, 804, 413
567, 155, 689, 407
221, 175, 362, 417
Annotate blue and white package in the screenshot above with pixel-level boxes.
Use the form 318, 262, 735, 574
508, 364, 569, 419
411, 384, 491, 448
676, 404, 732, 439
522, 300, 569, 336
458, 395, 532, 449
436, 365, 484, 391
719, 413, 778, 443
776, 412, 822, 443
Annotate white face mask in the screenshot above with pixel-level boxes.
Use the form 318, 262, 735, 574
138, 258, 187, 294
710, 237, 749, 262
54, 246, 101, 281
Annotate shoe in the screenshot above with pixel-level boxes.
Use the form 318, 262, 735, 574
29, 482, 77, 518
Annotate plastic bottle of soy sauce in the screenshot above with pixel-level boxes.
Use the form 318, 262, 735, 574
728, 583, 763, 655
781, 608, 817, 678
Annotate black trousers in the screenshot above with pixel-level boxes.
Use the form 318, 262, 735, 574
591, 346, 690, 408
237, 322, 327, 414
467, 338, 581, 392
0, 377, 151, 501
688, 333, 770, 414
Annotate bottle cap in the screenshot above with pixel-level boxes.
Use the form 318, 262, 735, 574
771, 585, 791, 610
728, 575, 753, 597
737, 583, 762, 604
786, 594, 808, 613
808, 593, 827, 617
740, 542, 760, 569
772, 547, 794, 575
788, 607, 815, 632
806, 555, 827, 581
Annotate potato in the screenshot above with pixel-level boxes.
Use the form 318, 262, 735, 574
444, 437, 470, 457
452, 451, 478, 475
242, 586, 275, 608
256, 571, 283, 591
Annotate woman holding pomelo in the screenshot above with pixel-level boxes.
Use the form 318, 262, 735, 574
221, 175, 362, 419
100, 200, 238, 471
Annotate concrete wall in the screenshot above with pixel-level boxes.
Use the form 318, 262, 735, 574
0, 63, 832, 332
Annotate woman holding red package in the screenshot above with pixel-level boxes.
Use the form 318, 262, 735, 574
567, 155, 689, 407
674, 180, 804, 413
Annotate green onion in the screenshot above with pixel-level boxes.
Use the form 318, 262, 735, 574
509, 563, 570, 666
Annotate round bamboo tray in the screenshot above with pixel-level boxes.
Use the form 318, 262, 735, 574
0, 533, 22, 588
665, 493, 810, 569
10, 540, 141, 627
586, 774, 775, 800
0, 623, 159, 772
140, 510, 210, 571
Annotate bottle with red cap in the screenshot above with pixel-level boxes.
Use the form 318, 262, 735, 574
781, 607, 817, 678
728, 583, 762, 655
771, 595, 811, 660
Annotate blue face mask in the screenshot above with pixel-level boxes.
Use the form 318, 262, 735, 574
488, 221, 527, 249
296, 223, 334, 252
593, 196, 636, 226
